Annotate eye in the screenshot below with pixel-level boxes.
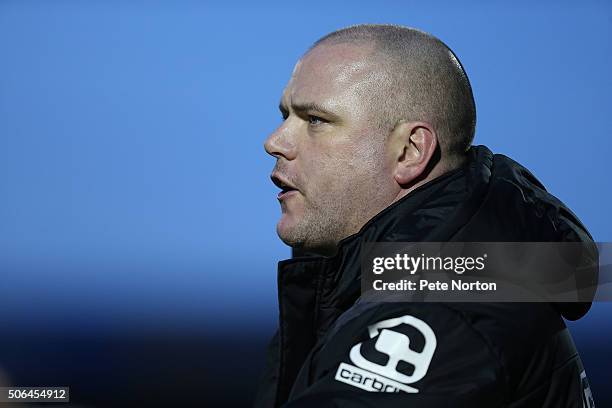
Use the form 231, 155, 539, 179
308, 115, 325, 126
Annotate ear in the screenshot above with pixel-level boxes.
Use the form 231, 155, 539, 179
389, 120, 438, 186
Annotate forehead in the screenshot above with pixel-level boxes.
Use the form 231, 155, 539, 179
281, 42, 382, 109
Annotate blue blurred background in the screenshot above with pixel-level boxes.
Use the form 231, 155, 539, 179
0, 0, 610, 406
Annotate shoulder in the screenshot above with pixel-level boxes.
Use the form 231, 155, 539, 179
313, 301, 563, 397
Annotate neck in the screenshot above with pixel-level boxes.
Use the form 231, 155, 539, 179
392, 153, 467, 204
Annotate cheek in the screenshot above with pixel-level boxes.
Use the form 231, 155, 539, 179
305, 151, 346, 192
301, 135, 386, 200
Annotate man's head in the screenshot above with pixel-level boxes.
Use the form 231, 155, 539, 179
264, 24, 476, 255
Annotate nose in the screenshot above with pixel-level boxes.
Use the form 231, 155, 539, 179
264, 121, 297, 161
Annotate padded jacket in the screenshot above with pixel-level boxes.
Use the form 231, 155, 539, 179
254, 145, 596, 408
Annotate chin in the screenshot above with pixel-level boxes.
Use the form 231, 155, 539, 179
276, 215, 317, 251
276, 216, 301, 247
277, 224, 337, 257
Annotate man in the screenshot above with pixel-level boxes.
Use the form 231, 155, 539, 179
255, 24, 596, 407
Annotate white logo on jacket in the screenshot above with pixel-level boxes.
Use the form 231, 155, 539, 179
335, 315, 437, 393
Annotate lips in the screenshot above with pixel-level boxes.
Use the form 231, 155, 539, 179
271, 173, 299, 199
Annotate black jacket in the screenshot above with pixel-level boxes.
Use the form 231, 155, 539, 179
254, 145, 596, 407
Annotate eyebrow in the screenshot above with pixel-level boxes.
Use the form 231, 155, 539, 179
279, 101, 340, 121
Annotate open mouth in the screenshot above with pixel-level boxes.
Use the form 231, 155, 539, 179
271, 174, 298, 199
279, 186, 297, 195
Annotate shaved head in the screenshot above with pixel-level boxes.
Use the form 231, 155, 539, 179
310, 24, 476, 164
266, 24, 477, 254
